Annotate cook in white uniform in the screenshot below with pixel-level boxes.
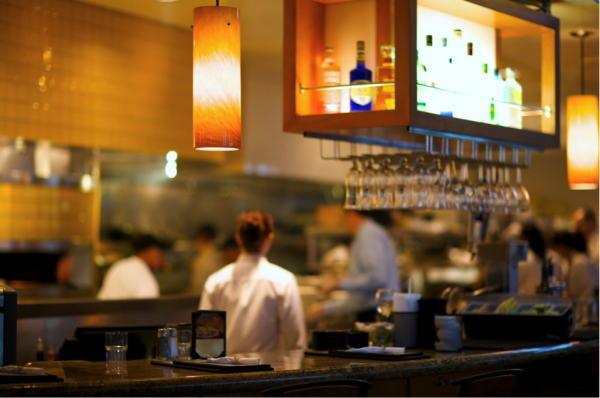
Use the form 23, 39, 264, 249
573, 208, 599, 272
97, 235, 164, 300
554, 232, 599, 302
200, 210, 307, 354
307, 210, 400, 322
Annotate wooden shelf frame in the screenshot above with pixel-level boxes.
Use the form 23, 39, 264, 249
283, 0, 560, 149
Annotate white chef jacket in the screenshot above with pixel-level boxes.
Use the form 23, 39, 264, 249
323, 218, 400, 316
568, 253, 599, 302
97, 256, 160, 300
199, 253, 307, 354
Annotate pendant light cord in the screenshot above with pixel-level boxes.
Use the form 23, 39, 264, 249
572, 31, 594, 95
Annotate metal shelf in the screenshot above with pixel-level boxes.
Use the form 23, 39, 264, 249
298, 82, 552, 118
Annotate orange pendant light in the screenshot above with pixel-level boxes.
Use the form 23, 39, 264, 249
567, 95, 599, 189
567, 31, 598, 190
193, 4, 241, 151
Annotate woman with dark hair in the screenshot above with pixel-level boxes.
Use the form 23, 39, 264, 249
518, 224, 546, 294
199, 210, 306, 354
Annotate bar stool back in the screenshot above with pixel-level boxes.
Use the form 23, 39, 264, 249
261, 379, 372, 397
450, 369, 526, 397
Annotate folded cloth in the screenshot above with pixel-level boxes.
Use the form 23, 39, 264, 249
0, 366, 44, 375
347, 347, 405, 354
205, 357, 260, 365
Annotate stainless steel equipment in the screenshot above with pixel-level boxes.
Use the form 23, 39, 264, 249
478, 241, 528, 294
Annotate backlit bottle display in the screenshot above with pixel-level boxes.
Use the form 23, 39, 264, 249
320, 46, 341, 114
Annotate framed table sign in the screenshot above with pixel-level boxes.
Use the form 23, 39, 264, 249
191, 310, 226, 359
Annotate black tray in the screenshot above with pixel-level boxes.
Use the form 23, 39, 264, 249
172, 359, 273, 373
305, 350, 429, 362
0, 373, 63, 384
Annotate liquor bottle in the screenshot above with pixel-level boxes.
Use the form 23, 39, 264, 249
463, 42, 477, 121
505, 67, 523, 129
416, 51, 428, 112
350, 41, 373, 112
374, 45, 395, 111
481, 63, 496, 125
536, 258, 552, 295
320, 46, 341, 114
438, 37, 453, 117
494, 68, 509, 127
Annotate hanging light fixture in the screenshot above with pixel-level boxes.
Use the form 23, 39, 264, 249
193, 1, 241, 151
567, 30, 598, 190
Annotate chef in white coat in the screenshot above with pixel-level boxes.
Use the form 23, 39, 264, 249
573, 208, 599, 271
97, 235, 164, 300
200, 210, 307, 354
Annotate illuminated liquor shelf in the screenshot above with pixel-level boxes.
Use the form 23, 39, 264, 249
298, 82, 552, 118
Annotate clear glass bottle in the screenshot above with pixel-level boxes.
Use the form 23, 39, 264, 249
494, 68, 509, 127
359, 157, 377, 209
320, 46, 341, 114
374, 45, 395, 111
394, 157, 412, 209
350, 41, 373, 112
505, 67, 523, 129
344, 158, 361, 209
410, 157, 428, 208
417, 50, 428, 113
376, 157, 394, 209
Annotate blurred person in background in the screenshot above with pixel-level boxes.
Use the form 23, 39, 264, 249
518, 223, 546, 294
573, 208, 599, 271
547, 232, 571, 283
307, 210, 399, 322
565, 233, 598, 302
97, 234, 164, 300
200, 210, 306, 354
219, 236, 240, 266
189, 224, 223, 295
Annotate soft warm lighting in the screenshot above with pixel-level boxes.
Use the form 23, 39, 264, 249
80, 174, 93, 192
165, 162, 177, 179
193, 6, 241, 151
567, 95, 599, 190
166, 150, 178, 162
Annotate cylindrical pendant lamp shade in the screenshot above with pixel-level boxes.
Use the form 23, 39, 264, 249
567, 95, 599, 190
193, 6, 241, 151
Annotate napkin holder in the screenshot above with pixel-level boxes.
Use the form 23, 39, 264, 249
192, 310, 226, 359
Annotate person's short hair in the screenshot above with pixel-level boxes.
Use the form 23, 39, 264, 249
353, 210, 393, 228
236, 210, 274, 253
551, 231, 572, 247
218, 235, 238, 251
576, 208, 597, 227
196, 224, 218, 241
131, 234, 166, 253
520, 223, 546, 259
570, 232, 588, 254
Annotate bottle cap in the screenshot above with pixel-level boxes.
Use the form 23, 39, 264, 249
467, 42, 473, 55
441, 38, 447, 47
357, 40, 365, 49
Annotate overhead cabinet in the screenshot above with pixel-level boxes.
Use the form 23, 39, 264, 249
283, 0, 560, 149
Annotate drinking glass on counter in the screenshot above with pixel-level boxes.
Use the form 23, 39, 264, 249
156, 328, 178, 360
105, 332, 127, 374
177, 329, 192, 360
376, 288, 395, 322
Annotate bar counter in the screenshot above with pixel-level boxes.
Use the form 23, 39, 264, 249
1, 339, 597, 397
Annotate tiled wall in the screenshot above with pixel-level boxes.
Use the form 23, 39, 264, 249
0, 184, 94, 241
0, 0, 222, 163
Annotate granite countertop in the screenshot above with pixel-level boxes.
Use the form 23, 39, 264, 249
0, 340, 597, 396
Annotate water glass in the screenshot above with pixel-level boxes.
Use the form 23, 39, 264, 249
177, 329, 192, 360
156, 328, 178, 360
105, 332, 127, 374
376, 288, 395, 322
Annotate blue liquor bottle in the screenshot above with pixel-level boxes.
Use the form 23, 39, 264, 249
350, 41, 373, 112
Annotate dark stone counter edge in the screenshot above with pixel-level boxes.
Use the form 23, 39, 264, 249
0, 340, 597, 397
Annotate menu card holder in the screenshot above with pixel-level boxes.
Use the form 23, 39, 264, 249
191, 311, 226, 359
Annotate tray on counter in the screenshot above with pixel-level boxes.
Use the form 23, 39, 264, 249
151, 360, 274, 373
305, 350, 429, 361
